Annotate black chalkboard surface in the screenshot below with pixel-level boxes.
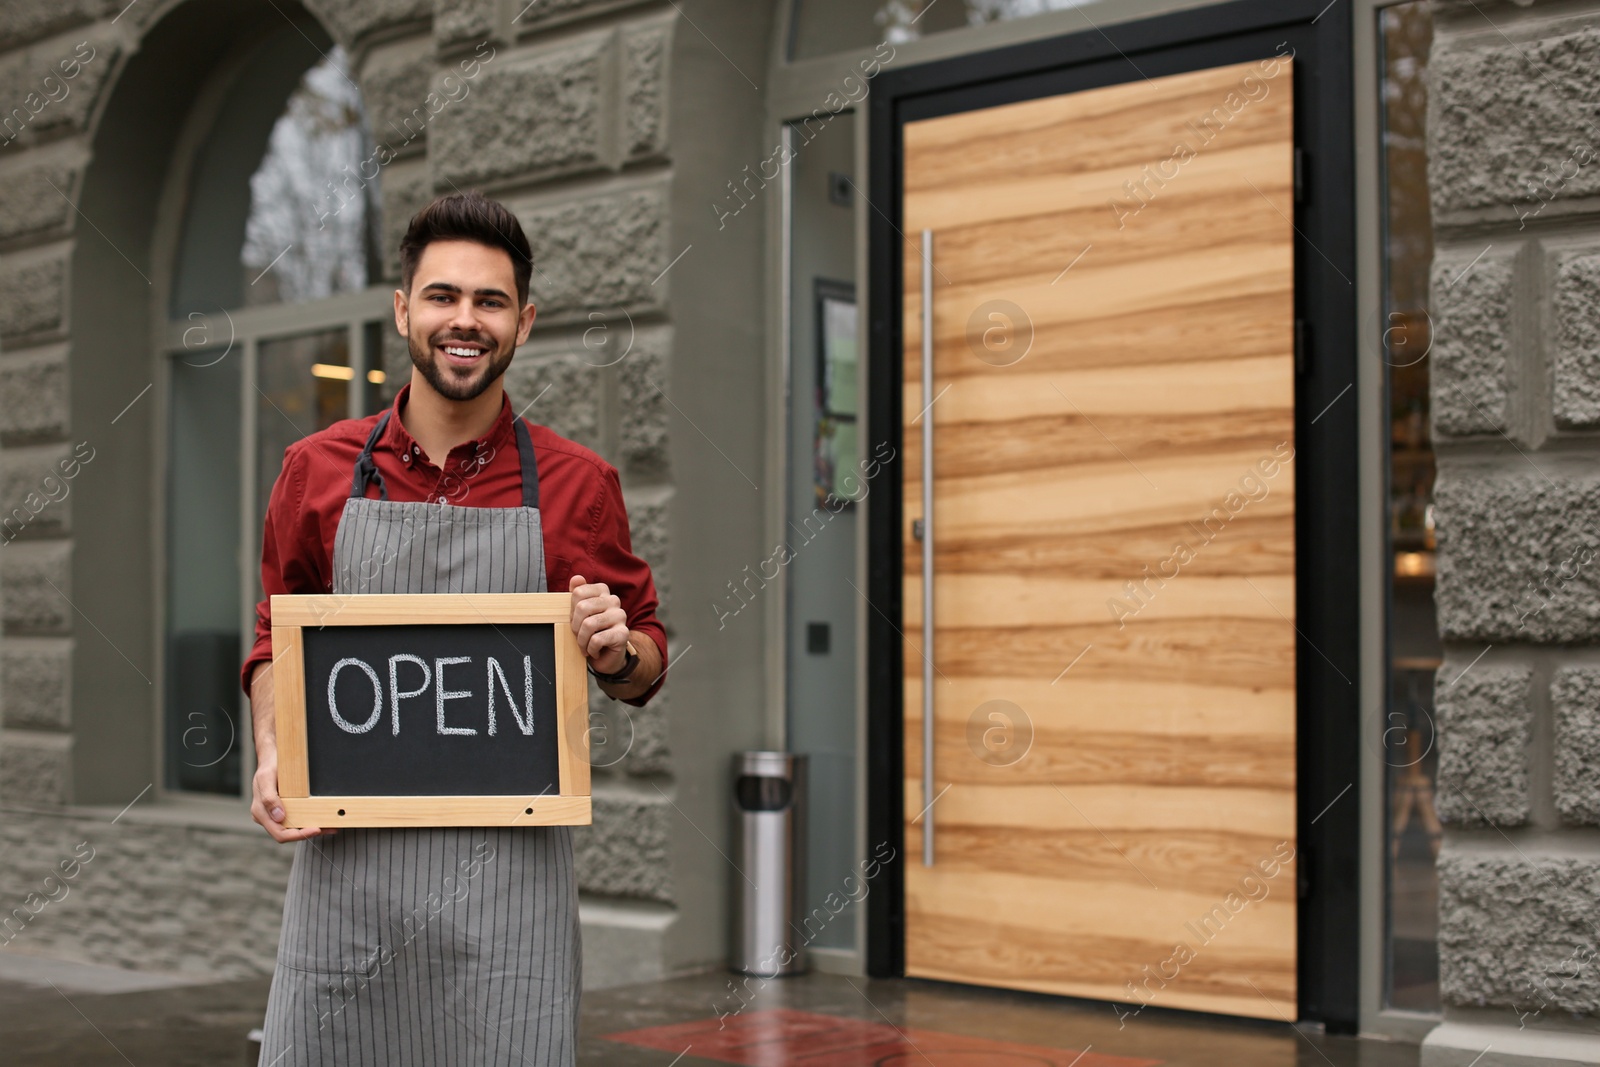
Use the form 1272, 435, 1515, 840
271, 592, 589, 827
302, 623, 559, 797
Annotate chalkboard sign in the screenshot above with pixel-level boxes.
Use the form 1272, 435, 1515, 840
269, 593, 590, 827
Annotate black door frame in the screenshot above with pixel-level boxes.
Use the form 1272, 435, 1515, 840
863, 0, 1359, 1031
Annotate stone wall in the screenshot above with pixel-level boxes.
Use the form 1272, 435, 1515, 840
0, 13, 127, 812
0, 810, 293, 978
1427, 0, 1600, 1059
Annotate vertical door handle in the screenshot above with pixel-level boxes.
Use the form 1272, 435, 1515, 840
921, 229, 935, 868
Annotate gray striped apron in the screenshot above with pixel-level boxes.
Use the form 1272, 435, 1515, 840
259, 411, 581, 1066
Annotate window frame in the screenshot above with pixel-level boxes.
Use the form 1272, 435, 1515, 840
1354, 0, 1445, 1041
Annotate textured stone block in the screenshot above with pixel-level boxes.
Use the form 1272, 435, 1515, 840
518, 184, 668, 320
380, 160, 430, 282
503, 350, 601, 453
624, 686, 669, 777
511, 0, 650, 32
1, 539, 71, 634
0, 813, 293, 976
1552, 246, 1600, 429
0, 442, 77, 540
0, 248, 67, 339
622, 16, 671, 161
1435, 664, 1530, 827
1, 638, 71, 729
0, 34, 119, 143
0, 154, 76, 242
0, 344, 68, 443
0, 0, 114, 53
306, 0, 431, 44
1551, 667, 1600, 825
587, 676, 670, 777
1434, 475, 1600, 642
431, 33, 611, 187
1439, 851, 1600, 1015
624, 483, 670, 615
435, 0, 498, 50
1429, 23, 1600, 218
618, 326, 670, 479
360, 39, 435, 158
573, 787, 673, 902
0, 728, 71, 803
1430, 247, 1515, 437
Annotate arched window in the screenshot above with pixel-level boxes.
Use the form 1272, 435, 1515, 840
163, 42, 392, 797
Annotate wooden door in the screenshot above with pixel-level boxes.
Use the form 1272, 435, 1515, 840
901, 59, 1298, 1020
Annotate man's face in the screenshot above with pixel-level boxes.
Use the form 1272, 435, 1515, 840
395, 239, 536, 402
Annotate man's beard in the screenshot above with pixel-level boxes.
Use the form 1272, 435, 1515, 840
408, 329, 514, 401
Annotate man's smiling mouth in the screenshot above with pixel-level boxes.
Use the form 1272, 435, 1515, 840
438, 341, 489, 367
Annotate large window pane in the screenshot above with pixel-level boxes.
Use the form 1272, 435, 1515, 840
241, 46, 377, 306
165, 351, 243, 795
256, 330, 352, 532
1379, 0, 1440, 1014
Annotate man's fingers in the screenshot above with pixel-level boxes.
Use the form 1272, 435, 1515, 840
250, 769, 330, 842
568, 574, 613, 603
588, 633, 626, 660
569, 575, 609, 598
578, 609, 627, 644
256, 775, 285, 823
272, 824, 326, 843
576, 592, 621, 614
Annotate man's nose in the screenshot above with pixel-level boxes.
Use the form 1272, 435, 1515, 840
447, 301, 484, 334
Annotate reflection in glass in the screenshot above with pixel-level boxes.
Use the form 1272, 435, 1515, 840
789, 0, 1093, 60
814, 281, 859, 507
257, 330, 351, 531
166, 351, 243, 795
1380, 0, 1440, 1013
242, 45, 376, 306
785, 114, 860, 952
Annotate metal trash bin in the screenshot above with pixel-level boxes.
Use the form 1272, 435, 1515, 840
730, 751, 808, 977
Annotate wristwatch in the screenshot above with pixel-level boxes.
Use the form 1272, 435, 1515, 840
588, 641, 640, 684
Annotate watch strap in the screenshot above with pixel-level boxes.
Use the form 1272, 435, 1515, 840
588, 644, 640, 684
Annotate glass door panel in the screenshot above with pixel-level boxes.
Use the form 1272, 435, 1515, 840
255, 329, 351, 531
165, 350, 243, 795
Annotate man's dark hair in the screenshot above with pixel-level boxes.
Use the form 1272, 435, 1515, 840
399, 191, 533, 306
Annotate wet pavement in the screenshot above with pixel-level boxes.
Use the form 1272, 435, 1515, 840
0, 953, 1423, 1065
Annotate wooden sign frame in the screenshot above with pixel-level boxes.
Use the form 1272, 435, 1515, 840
269, 592, 590, 827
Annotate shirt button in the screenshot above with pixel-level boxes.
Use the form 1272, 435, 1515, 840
402, 452, 412, 465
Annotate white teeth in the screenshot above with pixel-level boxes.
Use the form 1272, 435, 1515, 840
443, 346, 481, 357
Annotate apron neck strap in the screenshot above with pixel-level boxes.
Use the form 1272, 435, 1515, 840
514, 417, 540, 510
351, 410, 392, 500
349, 408, 541, 510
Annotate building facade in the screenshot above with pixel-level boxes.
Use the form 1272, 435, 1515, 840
0, 0, 1594, 1063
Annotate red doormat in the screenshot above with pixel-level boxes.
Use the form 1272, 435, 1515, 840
604, 1007, 1163, 1066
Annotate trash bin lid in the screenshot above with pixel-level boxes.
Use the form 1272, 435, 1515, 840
734, 750, 804, 778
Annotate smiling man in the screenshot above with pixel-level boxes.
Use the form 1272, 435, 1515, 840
243, 191, 666, 1066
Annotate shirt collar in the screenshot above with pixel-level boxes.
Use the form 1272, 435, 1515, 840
381, 382, 517, 465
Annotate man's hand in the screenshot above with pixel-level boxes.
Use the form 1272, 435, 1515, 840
248, 662, 331, 843
251, 755, 332, 844
569, 574, 629, 673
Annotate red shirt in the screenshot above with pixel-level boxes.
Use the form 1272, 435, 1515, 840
242, 383, 666, 707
